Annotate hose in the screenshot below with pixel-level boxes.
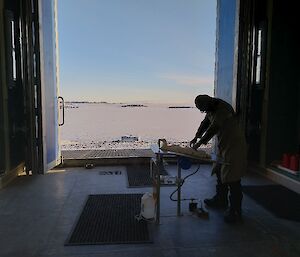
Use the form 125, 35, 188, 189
169, 163, 201, 202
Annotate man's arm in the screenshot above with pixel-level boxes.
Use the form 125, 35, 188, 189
198, 123, 219, 145
195, 116, 210, 138
190, 115, 210, 147
193, 119, 220, 149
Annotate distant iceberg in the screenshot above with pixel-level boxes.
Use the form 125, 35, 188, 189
65, 103, 79, 109
121, 135, 139, 142
121, 104, 147, 107
168, 106, 193, 109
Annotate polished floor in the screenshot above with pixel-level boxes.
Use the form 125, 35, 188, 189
0, 163, 299, 257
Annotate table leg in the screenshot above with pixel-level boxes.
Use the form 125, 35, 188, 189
156, 155, 162, 224
177, 159, 182, 216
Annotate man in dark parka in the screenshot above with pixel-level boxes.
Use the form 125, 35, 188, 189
190, 95, 247, 223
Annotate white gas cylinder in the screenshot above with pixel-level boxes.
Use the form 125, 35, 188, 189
141, 192, 156, 219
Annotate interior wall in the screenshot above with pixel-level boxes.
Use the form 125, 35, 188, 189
0, 0, 5, 173
214, 0, 238, 105
265, 0, 299, 163
298, 75, 300, 148
298, 78, 300, 148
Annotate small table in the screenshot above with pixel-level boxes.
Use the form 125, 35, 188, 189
150, 144, 220, 224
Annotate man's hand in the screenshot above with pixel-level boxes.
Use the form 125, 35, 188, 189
192, 141, 201, 150
189, 137, 198, 148
193, 137, 206, 150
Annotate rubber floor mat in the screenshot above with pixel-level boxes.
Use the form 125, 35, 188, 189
126, 164, 168, 188
65, 194, 152, 245
243, 185, 300, 222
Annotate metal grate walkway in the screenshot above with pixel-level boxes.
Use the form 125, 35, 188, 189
62, 149, 155, 160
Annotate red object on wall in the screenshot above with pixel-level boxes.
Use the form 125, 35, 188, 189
282, 153, 291, 168
289, 155, 299, 171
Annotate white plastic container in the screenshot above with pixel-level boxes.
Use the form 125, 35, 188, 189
141, 192, 156, 219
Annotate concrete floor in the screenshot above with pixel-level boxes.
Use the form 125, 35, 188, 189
0, 163, 299, 257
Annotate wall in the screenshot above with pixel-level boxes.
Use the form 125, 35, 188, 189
0, 0, 5, 173
214, 0, 238, 105
298, 76, 300, 150
265, 0, 299, 162
298, 72, 300, 150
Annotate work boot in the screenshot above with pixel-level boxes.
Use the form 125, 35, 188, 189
224, 193, 243, 223
223, 208, 242, 223
204, 185, 228, 209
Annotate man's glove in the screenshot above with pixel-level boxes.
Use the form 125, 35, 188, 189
189, 137, 198, 148
192, 136, 206, 150
192, 141, 201, 150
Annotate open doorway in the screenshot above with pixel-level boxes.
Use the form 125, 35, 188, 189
57, 0, 217, 153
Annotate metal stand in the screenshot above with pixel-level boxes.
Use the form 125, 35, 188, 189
150, 156, 162, 225
150, 150, 184, 224
150, 144, 221, 224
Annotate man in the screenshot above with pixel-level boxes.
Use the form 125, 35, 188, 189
190, 95, 247, 223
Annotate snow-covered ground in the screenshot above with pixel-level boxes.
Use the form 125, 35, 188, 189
60, 103, 209, 150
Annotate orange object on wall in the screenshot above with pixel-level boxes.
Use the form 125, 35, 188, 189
289, 155, 299, 171
282, 153, 291, 168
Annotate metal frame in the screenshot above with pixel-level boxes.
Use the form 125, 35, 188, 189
1, 0, 44, 175
21, 0, 44, 174
150, 152, 184, 225
235, 0, 271, 166
150, 145, 219, 225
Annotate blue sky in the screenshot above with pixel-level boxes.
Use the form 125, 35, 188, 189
58, 0, 216, 104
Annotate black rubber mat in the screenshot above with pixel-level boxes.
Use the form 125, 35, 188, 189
126, 164, 168, 187
65, 194, 152, 245
243, 185, 300, 222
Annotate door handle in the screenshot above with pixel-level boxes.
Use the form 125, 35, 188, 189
58, 96, 65, 126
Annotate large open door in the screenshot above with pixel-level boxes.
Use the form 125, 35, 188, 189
1, 0, 61, 175
236, 0, 269, 164
214, 0, 240, 106
38, 0, 61, 172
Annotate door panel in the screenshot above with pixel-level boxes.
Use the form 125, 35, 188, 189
215, 0, 239, 105
1, 0, 61, 175
38, 0, 61, 171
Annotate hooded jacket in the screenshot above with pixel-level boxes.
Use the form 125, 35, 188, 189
195, 97, 247, 183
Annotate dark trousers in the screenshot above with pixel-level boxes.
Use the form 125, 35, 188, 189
216, 169, 243, 214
